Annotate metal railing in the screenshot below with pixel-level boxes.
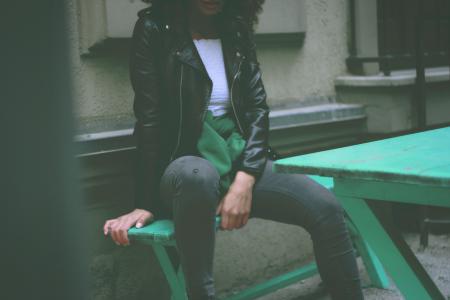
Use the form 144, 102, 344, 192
347, 0, 449, 76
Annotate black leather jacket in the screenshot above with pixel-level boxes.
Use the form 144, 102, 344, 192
130, 7, 273, 214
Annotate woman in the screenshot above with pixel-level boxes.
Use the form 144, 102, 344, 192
103, 0, 364, 299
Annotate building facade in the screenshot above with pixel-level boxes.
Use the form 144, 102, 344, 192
68, 0, 449, 298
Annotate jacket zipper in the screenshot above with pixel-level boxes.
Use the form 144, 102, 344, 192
201, 81, 213, 121
230, 58, 244, 134
170, 64, 184, 161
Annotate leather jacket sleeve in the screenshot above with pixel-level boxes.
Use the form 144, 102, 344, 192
235, 28, 270, 181
129, 14, 162, 212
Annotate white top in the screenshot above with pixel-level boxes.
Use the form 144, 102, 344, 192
193, 38, 230, 117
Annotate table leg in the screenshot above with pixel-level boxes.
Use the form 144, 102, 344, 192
346, 218, 390, 288
336, 195, 445, 300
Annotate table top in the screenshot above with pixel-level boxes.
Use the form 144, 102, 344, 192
274, 126, 450, 187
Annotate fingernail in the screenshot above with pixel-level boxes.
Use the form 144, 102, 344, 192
136, 223, 142, 228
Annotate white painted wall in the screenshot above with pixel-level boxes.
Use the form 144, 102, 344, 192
259, 0, 350, 106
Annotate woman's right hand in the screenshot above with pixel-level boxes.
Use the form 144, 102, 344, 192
103, 208, 154, 246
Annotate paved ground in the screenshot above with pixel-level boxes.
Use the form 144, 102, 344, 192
222, 233, 450, 300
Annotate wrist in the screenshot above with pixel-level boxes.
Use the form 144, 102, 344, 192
234, 171, 256, 188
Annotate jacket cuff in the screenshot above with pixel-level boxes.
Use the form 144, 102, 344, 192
235, 161, 267, 184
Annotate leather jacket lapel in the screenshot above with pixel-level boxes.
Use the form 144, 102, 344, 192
175, 30, 213, 79
221, 32, 242, 87
172, 20, 243, 85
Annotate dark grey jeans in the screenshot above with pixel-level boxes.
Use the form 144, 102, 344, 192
160, 155, 363, 300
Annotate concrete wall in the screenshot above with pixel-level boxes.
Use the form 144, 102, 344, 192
67, 0, 350, 298
259, 0, 350, 106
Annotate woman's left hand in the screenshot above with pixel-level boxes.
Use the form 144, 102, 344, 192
216, 171, 255, 230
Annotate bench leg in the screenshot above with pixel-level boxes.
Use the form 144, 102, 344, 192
346, 219, 390, 288
152, 244, 188, 300
176, 263, 187, 297
221, 262, 318, 300
170, 265, 187, 300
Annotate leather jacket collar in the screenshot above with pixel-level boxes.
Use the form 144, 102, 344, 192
165, 12, 246, 86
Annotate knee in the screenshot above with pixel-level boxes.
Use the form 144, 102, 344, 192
174, 156, 219, 185
312, 191, 345, 229
169, 156, 220, 204
309, 195, 351, 248
323, 193, 344, 219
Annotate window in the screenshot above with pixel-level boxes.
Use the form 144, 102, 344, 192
377, 0, 449, 71
347, 0, 449, 75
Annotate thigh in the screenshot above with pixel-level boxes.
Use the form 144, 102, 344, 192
250, 160, 343, 231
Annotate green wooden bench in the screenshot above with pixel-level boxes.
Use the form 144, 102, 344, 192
128, 175, 389, 300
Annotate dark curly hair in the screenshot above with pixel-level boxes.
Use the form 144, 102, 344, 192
141, 0, 265, 32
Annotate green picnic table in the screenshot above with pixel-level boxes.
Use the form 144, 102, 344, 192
274, 126, 450, 300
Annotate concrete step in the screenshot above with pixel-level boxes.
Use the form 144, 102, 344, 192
335, 67, 450, 133
270, 102, 365, 130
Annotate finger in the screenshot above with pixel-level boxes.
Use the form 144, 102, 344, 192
228, 213, 239, 230
224, 210, 236, 230
103, 220, 112, 235
118, 227, 129, 246
136, 212, 153, 228
241, 213, 249, 227
117, 221, 125, 246
116, 219, 129, 245
234, 214, 243, 229
239, 213, 249, 228
105, 219, 118, 237
121, 218, 139, 245
221, 211, 229, 230
216, 201, 223, 215
112, 225, 122, 246
110, 223, 121, 246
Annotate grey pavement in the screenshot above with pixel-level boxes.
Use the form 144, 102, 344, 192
220, 233, 450, 300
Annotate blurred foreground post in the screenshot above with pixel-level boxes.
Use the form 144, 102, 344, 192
3, 1, 87, 299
